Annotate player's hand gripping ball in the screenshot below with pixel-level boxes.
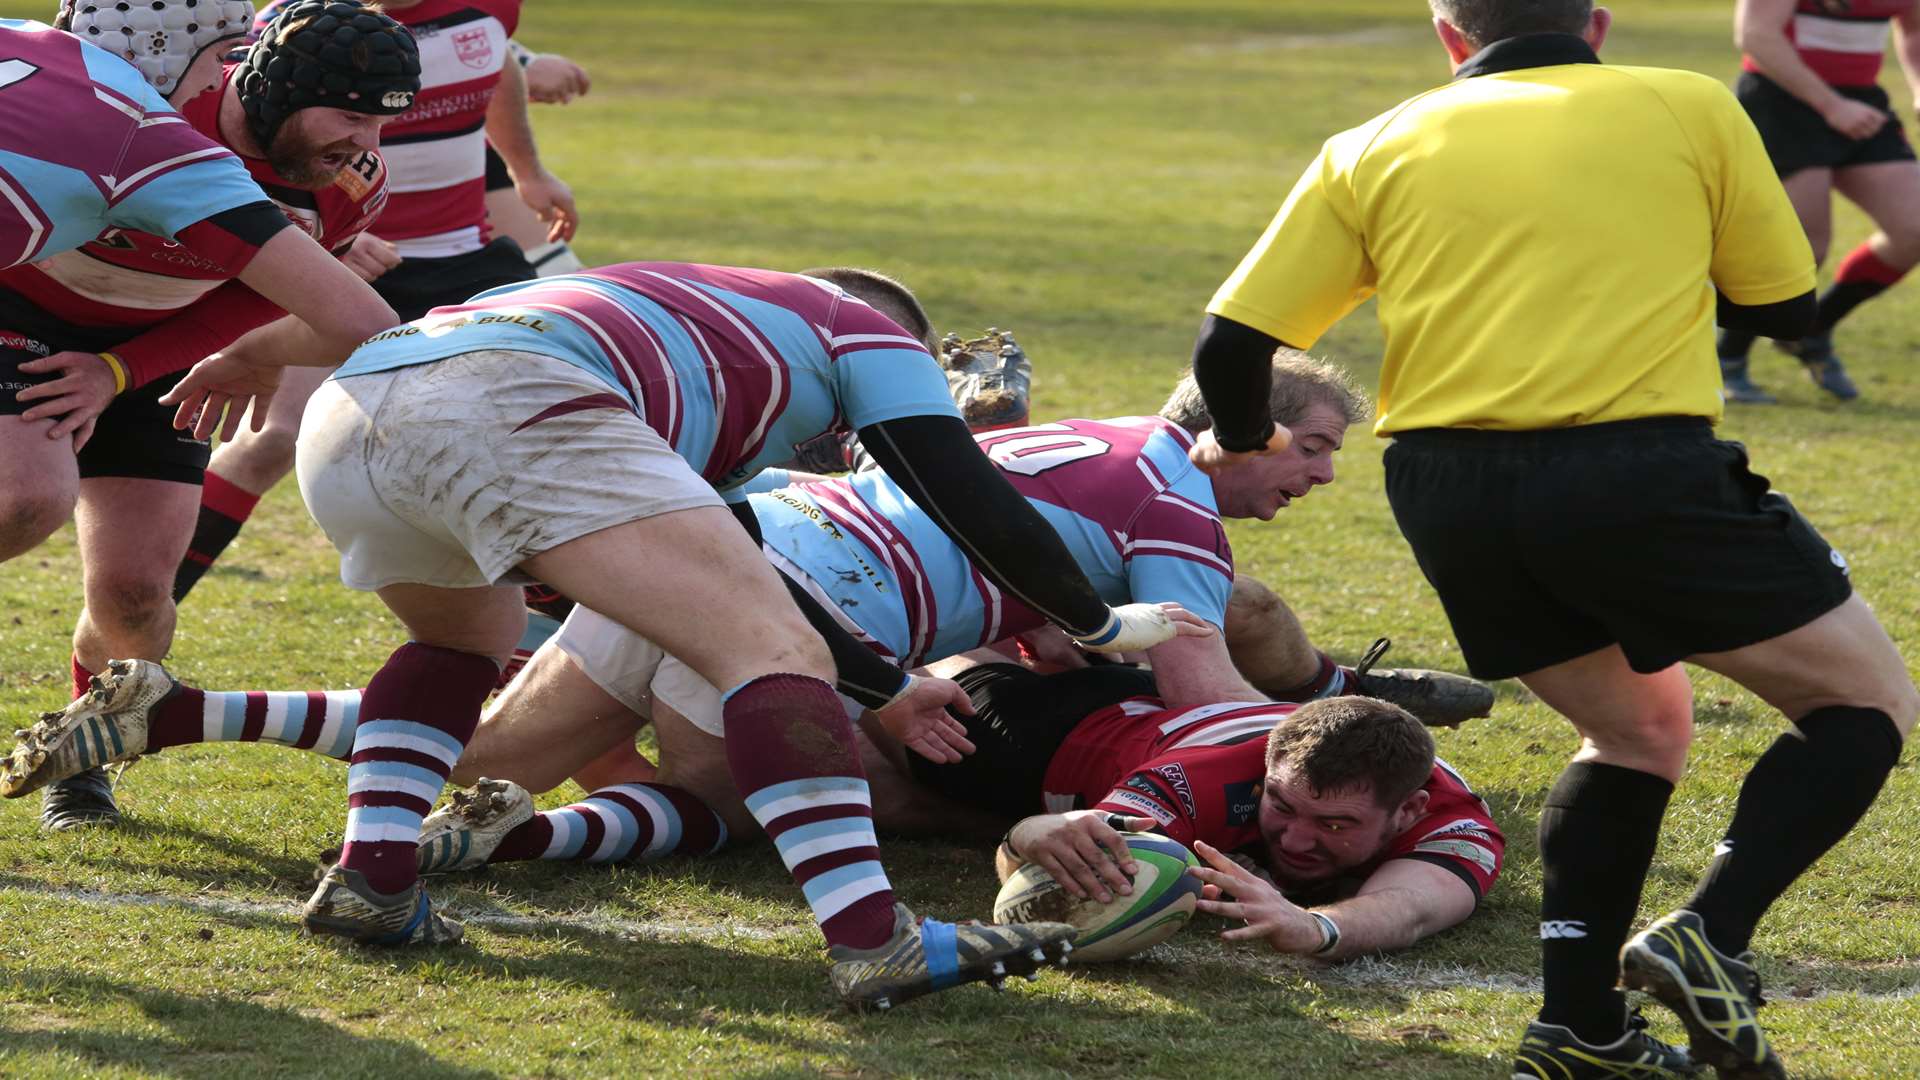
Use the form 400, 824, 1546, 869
993, 833, 1203, 963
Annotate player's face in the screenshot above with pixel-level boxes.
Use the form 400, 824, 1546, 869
1255, 765, 1402, 885
1208, 403, 1347, 522
266, 108, 388, 190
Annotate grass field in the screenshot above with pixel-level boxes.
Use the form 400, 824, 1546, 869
4, 1, 1920, 1076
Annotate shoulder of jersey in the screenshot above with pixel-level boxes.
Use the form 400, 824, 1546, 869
330, 150, 389, 205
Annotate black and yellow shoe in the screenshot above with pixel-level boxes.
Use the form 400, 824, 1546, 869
828, 903, 1073, 1013
1513, 1010, 1699, 1079
1620, 911, 1783, 1080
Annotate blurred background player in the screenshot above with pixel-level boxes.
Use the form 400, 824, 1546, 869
1718, 0, 1920, 403
171, 0, 578, 603
485, 40, 589, 277
8, 0, 418, 829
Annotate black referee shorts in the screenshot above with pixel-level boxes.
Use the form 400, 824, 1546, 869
374, 236, 536, 322
906, 663, 1158, 818
1383, 417, 1852, 681
1737, 72, 1915, 178
0, 299, 209, 485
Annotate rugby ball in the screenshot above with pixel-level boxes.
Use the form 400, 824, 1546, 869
992, 832, 1202, 963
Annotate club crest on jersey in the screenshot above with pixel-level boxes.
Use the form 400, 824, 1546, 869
454, 27, 494, 70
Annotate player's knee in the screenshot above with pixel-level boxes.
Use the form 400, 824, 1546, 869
85, 573, 176, 637
213, 426, 299, 490
0, 489, 74, 559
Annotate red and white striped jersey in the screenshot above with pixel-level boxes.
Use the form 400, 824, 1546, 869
261, 0, 520, 257
1050, 696, 1507, 901
1743, 0, 1916, 87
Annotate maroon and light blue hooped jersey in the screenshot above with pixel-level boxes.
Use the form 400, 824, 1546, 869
0, 20, 274, 270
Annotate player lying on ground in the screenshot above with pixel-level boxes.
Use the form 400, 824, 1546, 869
7, 0, 422, 831
9, 262, 1205, 1011
410, 660, 1503, 962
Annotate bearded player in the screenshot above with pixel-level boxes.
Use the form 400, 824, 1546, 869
5, 0, 420, 830
169, 0, 575, 604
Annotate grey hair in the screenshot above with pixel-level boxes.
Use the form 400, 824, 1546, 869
1428, 0, 1593, 50
1159, 349, 1371, 434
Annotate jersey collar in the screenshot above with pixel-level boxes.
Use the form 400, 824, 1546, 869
1452, 32, 1600, 80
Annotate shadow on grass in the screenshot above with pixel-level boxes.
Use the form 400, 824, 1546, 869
0, 970, 499, 1080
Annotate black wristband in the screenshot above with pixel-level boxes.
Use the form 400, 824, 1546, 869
1212, 420, 1277, 454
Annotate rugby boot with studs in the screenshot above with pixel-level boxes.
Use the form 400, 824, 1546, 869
1512, 1008, 1699, 1079
3, 658, 173, 799
40, 766, 122, 830
1343, 638, 1496, 728
303, 863, 464, 946
1775, 334, 1859, 401
829, 902, 1074, 1012
1621, 911, 1783, 1080
940, 328, 1031, 431
415, 778, 536, 875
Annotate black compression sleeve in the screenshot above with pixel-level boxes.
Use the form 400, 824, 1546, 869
858, 413, 1110, 638
1716, 288, 1816, 341
726, 500, 905, 709
204, 201, 295, 247
1191, 314, 1287, 451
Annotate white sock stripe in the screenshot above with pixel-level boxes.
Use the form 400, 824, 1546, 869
584, 803, 627, 862
749, 788, 872, 824
542, 812, 577, 858
777, 827, 877, 865
317, 692, 356, 759
629, 791, 671, 858
808, 874, 892, 923
351, 730, 462, 768
201, 695, 226, 744
260, 694, 294, 745
345, 771, 445, 806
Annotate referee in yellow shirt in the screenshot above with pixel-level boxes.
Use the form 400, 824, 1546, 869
1185, 3, 1917, 1078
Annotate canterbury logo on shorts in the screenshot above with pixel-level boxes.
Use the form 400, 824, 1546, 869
1540, 920, 1588, 939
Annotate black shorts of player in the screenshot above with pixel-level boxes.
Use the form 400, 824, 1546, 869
1737, 72, 1915, 178
484, 143, 514, 192
372, 236, 536, 322
906, 663, 1158, 819
0, 293, 209, 485
1383, 416, 1853, 681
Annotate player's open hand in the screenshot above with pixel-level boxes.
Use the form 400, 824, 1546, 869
159, 351, 284, 442
873, 674, 977, 764
1008, 811, 1156, 903
13, 350, 117, 448
1187, 425, 1291, 477
516, 169, 579, 244
525, 54, 591, 104
1190, 839, 1324, 954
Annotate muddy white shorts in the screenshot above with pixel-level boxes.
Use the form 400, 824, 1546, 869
551, 601, 867, 737
296, 350, 723, 591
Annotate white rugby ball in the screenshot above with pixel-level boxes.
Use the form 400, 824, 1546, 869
992, 832, 1202, 964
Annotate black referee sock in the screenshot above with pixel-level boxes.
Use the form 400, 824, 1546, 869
1685, 706, 1903, 958
1716, 326, 1758, 362
1537, 762, 1674, 1045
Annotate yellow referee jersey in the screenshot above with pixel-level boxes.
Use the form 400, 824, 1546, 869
1209, 34, 1815, 435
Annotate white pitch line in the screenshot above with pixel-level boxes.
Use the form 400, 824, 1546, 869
6, 883, 1918, 1003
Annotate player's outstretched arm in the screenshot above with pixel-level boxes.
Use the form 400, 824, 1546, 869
234, 228, 399, 361
858, 414, 1212, 653
486, 57, 577, 244
1191, 840, 1476, 959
